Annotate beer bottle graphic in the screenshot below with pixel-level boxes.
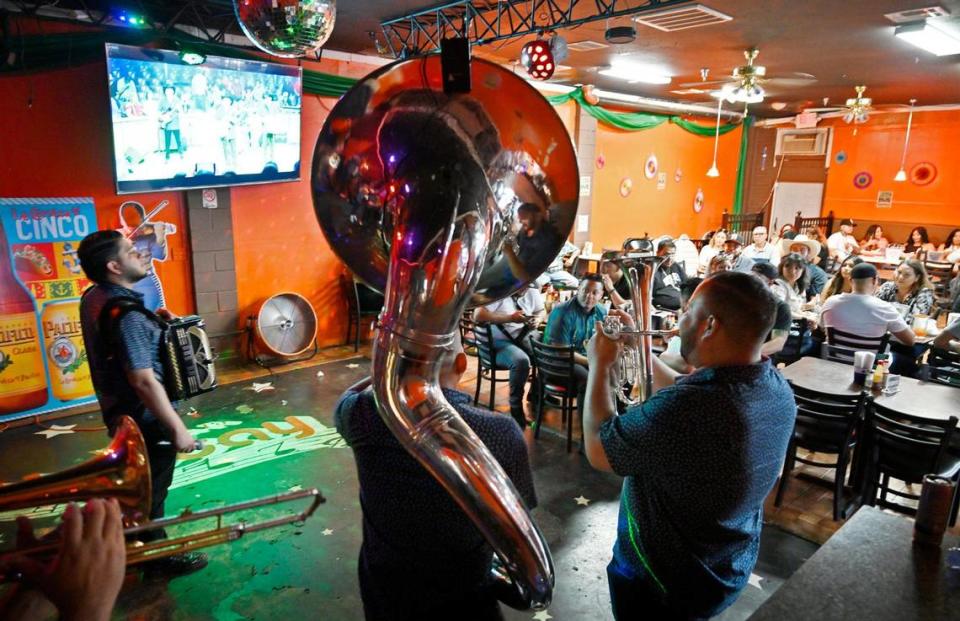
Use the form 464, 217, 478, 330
0, 222, 48, 414
42, 300, 93, 401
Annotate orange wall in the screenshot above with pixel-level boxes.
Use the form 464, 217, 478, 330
590, 120, 742, 250
823, 110, 960, 228
0, 62, 195, 315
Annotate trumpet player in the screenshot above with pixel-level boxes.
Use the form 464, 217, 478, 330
582, 272, 796, 620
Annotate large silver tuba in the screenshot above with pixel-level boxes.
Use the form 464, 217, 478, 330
600, 247, 666, 406
311, 56, 579, 608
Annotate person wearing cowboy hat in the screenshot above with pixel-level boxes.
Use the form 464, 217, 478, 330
779, 235, 828, 297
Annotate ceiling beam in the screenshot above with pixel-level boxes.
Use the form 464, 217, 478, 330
380, 0, 692, 58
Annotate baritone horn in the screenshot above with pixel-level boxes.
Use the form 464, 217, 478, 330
312, 55, 579, 609
0, 416, 324, 581
599, 251, 667, 405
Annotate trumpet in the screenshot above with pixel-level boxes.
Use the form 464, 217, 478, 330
0, 416, 324, 581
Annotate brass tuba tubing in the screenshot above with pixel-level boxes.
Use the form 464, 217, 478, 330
0, 488, 324, 581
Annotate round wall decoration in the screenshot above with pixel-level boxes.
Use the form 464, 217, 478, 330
644, 154, 659, 179
910, 162, 937, 186
674, 167, 683, 183
596, 154, 605, 169
853, 171, 872, 189
835, 150, 847, 164
693, 188, 704, 213
619, 177, 633, 197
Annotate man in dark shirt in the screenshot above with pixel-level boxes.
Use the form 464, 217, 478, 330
77, 230, 206, 576
582, 272, 796, 619
652, 240, 686, 311
335, 335, 537, 620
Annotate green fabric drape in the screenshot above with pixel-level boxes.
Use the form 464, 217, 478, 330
732, 116, 754, 214
547, 87, 740, 136
0, 27, 359, 97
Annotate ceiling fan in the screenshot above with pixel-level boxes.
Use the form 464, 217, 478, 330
679, 47, 817, 103
804, 85, 873, 123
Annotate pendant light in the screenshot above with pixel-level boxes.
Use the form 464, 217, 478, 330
706, 97, 722, 177
894, 99, 916, 182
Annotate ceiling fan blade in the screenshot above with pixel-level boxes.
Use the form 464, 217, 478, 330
764, 76, 818, 87
677, 79, 734, 88
802, 107, 843, 112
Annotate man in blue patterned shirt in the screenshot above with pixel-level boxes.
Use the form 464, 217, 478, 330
78, 230, 206, 576
543, 274, 608, 406
335, 334, 537, 620
583, 271, 796, 619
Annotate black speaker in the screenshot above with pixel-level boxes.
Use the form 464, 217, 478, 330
441, 38, 471, 94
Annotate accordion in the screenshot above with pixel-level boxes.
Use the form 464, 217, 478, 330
162, 315, 217, 401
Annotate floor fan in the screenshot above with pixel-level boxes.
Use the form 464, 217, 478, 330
246, 292, 318, 367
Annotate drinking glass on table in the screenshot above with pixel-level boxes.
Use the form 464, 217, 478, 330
912, 315, 928, 337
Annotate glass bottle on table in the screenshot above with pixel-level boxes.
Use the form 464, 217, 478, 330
0, 222, 48, 414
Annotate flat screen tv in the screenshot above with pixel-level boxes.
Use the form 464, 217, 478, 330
105, 43, 302, 194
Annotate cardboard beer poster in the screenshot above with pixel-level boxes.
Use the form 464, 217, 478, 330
0, 198, 99, 422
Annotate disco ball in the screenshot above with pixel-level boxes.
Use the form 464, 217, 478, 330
234, 0, 336, 58
520, 39, 555, 80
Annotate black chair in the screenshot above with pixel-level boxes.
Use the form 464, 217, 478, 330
863, 400, 960, 526
823, 327, 889, 365
343, 275, 383, 352
472, 323, 512, 411
775, 384, 865, 520
774, 318, 810, 366
529, 339, 580, 453
924, 262, 955, 307
920, 346, 960, 388
459, 315, 479, 358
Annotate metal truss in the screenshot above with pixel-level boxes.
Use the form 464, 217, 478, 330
380, 0, 692, 58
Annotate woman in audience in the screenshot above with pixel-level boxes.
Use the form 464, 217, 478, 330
775, 223, 796, 242
706, 252, 733, 276
876, 259, 935, 377
805, 226, 830, 268
859, 224, 888, 256
875, 259, 935, 326
777, 253, 812, 313
819, 255, 864, 304
938, 228, 960, 264
698, 228, 726, 274
904, 226, 936, 258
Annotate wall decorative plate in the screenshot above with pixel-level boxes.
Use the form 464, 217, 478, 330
619, 177, 632, 197
674, 167, 683, 182
596, 154, 605, 169
853, 171, 872, 189
644, 154, 658, 179
693, 188, 704, 213
835, 150, 847, 164
910, 162, 937, 186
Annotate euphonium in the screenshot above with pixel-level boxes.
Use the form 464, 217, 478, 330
600, 251, 667, 405
311, 56, 579, 609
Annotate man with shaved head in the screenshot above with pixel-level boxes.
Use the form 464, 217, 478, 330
582, 272, 796, 619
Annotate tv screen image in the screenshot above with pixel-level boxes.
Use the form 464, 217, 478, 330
105, 44, 302, 194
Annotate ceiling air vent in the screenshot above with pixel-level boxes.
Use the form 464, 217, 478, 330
633, 4, 733, 32
885, 6, 951, 24
567, 40, 609, 52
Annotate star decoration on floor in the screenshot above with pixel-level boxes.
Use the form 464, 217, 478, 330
322, 528, 334, 536
347, 363, 360, 369
316, 370, 325, 378
248, 382, 274, 393
235, 405, 254, 414
532, 610, 553, 621
281, 400, 288, 406
288, 485, 303, 492
748, 573, 764, 590
574, 495, 591, 506
35, 424, 76, 439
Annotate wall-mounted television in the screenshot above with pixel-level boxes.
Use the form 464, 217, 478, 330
105, 44, 302, 194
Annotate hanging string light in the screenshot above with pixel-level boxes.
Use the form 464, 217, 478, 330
706, 98, 722, 177
894, 99, 917, 182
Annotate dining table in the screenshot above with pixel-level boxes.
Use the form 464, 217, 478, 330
779, 356, 960, 424
748, 507, 959, 620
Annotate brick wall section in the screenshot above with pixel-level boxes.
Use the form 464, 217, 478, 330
574, 110, 597, 246
186, 188, 240, 358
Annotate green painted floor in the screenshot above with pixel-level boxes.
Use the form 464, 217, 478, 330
0, 356, 818, 620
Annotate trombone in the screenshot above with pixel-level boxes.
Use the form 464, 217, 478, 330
0, 416, 324, 581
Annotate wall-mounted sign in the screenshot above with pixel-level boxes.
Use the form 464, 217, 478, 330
657, 172, 667, 190
876, 190, 893, 209
579, 175, 592, 197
